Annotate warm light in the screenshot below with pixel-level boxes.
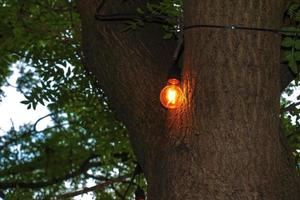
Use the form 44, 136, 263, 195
160, 78, 183, 109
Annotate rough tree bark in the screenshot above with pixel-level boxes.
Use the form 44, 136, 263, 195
77, 0, 300, 199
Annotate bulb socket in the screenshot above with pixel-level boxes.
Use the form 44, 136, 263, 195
135, 187, 145, 200
168, 66, 181, 81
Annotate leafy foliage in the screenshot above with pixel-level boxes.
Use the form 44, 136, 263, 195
280, 82, 300, 172
280, 3, 300, 171
121, 0, 182, 39
0, 0, 299, 199
0, 0, 144, 199
282, 3, 300, 75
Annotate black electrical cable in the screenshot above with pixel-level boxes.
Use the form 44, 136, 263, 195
184, 24, 300, 35
168, 34, 184, 80
95, 1, 300, 35
172, 34, 184, 65
94, 1, 300, 80
168, 23, 300, 79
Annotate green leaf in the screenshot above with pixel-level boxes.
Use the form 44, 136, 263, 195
288, 59, 298, 74
281, 27, 300, 36
294, 51, 300, 61
32, 101, 37, 110
135, 19, 144, 26
20, 100, 30, 105
295, 40, 300, 50
27, 104, 31, 110
163, 33, 173, 39
283, 51, 292, 61
136, 8, 144, 14
282, 37, 294, 47
66, 67, 71, 77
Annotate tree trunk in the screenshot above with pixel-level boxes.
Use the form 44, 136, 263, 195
77, 0, 300, 199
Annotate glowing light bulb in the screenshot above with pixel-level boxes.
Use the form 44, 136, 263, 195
160, 78, 183, 109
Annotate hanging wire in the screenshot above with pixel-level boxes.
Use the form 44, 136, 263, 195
167, 33, 184, 80
183, 24, 300, 34
94, 1, 300, 80
172, 33, 184, 65
94, 1, 300, 35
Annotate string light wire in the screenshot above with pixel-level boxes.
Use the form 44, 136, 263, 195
95, 0, 300, 35
183, 24, 300, 35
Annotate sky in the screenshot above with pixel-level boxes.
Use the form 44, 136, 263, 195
0, 69, 51, 136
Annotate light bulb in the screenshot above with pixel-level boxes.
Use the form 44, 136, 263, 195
160, 78, 183, 109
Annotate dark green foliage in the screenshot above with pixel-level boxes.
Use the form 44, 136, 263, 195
0, 0, 144, 199
122, 0, 182, 38
280, 82, 300, 172
282, 3, 300, 74
280, 3, 300, 171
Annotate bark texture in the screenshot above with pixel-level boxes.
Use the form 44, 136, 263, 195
77, 0, 300, 199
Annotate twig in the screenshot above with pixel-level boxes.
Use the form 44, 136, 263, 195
0, 155, 100, 189
33, 113, 53, 132
281, 101, 300, 113
56, 175, 130, 199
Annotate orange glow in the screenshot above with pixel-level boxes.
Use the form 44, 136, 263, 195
160, 78, 183, 109
167, 78, 180, 85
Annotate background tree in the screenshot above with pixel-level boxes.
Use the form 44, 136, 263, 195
0, 0, 299, 199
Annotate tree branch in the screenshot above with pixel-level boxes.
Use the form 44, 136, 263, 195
56, 175, 130, 199
85, 173, 135, 186
0, 122, 68, 152
281, 101, 300, 113
33, 113, 54, 131
85, 173, 108, 181
0, 155, 100, 189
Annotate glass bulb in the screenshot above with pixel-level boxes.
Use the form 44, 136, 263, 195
160, 78, 183, 109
